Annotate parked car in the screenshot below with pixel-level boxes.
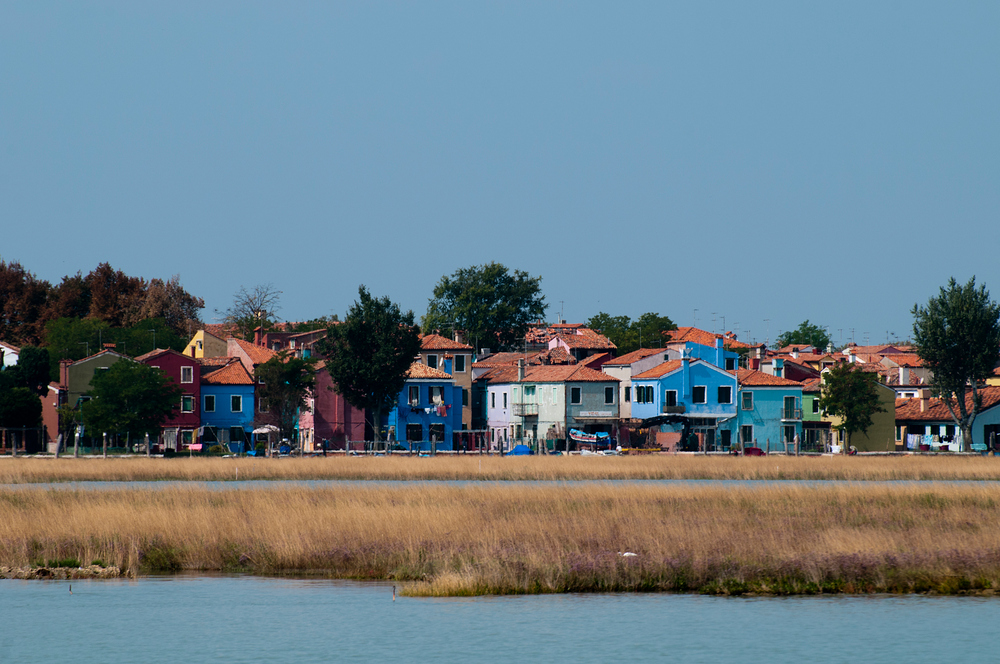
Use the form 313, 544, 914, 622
743, 446, 766, 457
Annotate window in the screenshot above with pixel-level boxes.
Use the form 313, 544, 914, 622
204, 395, 215, 412
783, 425, 796, 443
742, 391, 753, 410
196, 340, 203, 350
503, 392, 507, 408
605, 387, 614, 404
406, 424, 423, 441
783, 396, 797, 419
946, 425, 955, 438
426, 354, 438, 369
231, 395, 242, 412
725, 357, 737, 371
454, 355, 466, 372
181, 430, 193, 446
491, 392, 496, 409
693, 386, 706, 404
409, 386, 420, 407
664, 390, 677, 407
812, 399, 820, 414
624, 386, 631, 403
717, 386, 732, 404
895, 426, 902, 441
430, 386, 444, 404
181, 395, 194, 413
429, 424, 444, 442
571, 387, 582, 404
524, 385, 535, 401
181, 366, 193, 383
462, 388, 469, 407
740, 425, 754, 444
552, 387, 558, 403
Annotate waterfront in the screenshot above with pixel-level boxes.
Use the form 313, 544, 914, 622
3, 575, 997, 663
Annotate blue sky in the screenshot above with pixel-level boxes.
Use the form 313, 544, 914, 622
3, 2, 998, 347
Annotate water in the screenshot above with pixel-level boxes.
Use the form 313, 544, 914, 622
2, 575, 998, 663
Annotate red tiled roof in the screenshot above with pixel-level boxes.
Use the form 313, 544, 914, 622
135, 348, 171, 362
230, 337, 278, 365
666, 327, 751, 350
580, 352, 612, 370
529, 347, 577, 365
487, 364, 618, 384
202, 359, 254, 385
881, 353, 925, 368
633, 360, 685, 380
551, 330, 616, 350
801, 378, 822, 393
843, 344, 909, 356
406, 362, 454, 380
420, 334, 474, 351
197, 356, 234, 368
202, 323, 236, 339
603, 348, 666, 367
895, 387, 1000, 421
474, 352, 540, 368
736, 368, 802, 387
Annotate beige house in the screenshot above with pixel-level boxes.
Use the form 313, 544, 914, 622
184, 329, 228, 359
820, 367, 897, 452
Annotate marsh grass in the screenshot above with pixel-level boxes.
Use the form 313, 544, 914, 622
5, 455, 1000, 483
4, 482, 1000, 595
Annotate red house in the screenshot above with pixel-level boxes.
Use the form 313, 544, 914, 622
137, 348, 201, 451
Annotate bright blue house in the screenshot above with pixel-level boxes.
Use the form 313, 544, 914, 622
199, 358, 256, 452
665, 337, 742, 372
632, 357, 738, 451
385, 361, 463, 451
731, 369, 803, 453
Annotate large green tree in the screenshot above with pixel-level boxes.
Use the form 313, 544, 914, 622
422, 263, 546, 352
775, 320, 831, 351
585, 312, 676, 355
818, 362, 886, 451
255, 351, 317, 447
81, 361, 180, 440
912, 277, 1000, 451
319, 286, 421, 446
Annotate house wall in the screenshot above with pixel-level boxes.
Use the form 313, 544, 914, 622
632, 361, 737, 421
200, 384, 255, 444
564, 381, 620, 433
825, 384, 896, 452
420, 349, 473, 429
63, 353, 128, 409
604, 353, 668, 420
734, 387, 803, 453
386, 380, 462, 451
306, 370, 365, 449
184, 331, 228, 359
140, 352, 201, 431
509, 381, 568, 443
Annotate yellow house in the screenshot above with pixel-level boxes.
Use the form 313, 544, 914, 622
183, 329, 228, 359
821, 368, 898, 452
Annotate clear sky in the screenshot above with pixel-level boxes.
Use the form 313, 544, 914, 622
3, 2, 998, 347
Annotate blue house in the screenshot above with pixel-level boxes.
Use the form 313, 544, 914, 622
732, 369, 803, 453
385, 361, 463, 451
665, 337, 742, 372
632, 357, 738, 451
199, 358, 256, 452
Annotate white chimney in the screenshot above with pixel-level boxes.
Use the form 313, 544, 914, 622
517, 358, 525, 381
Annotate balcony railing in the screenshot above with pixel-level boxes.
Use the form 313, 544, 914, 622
513, 402, 538, 416
782, 408, 803, 420
662, 403, 686, 414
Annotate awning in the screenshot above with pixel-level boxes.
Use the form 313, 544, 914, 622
252, 425, 279, 435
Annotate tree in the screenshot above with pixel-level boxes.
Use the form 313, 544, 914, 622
319, 286, 421, 446
221, 284, 282, 341
422, 263, 546, 352
4, 346, 52, 395
0, 259, 52, 345
586, 312, 677, 355
912, 277, 1000, 451
818, 362, 886, 451
775, 320, 831, 351
81, 361, 181, 439
254, 351, 317, 446
127, 275, 205, 338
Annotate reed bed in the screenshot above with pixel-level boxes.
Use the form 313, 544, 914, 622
4, 482, 1000, 595
4, 454, 1000, 483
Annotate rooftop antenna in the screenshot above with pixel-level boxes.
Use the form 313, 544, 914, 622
721, 315, 726, 333
850, 328, 855, 344
711, 312, 717, 334
764, 319, 770, 348
560, 301, 564, 323
693, 309, 698, 327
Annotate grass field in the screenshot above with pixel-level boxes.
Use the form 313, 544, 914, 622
4, 481, 1000, 595
4, 454, 1000, 483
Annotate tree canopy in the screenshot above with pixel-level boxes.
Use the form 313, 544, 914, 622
818, 362, 886, 451
422, 263, 546, 352
254, 351, 317, 445
81, 361, 181, 437
585, 312, 677, 355
319, 286, 421, 444
0, 346, 50, 431
775, 320, 831, 351
912, 276, 1000, 451
222, 283, 282, 341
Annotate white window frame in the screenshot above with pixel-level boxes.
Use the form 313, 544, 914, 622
181, 395, 194, 413
231, 395, 242, 413
426, 354, 438, 370
604, 386, 615, 404
717, 385, 732, 404
742, 391, 753, 410
409, 385, 420, 407
181, 366, 194, 384
454, 355, 466, 373
664, 389, 677, 407
570, 387, 582, 404
693, 385, 707, 404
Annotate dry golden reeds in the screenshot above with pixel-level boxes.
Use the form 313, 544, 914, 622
4, 454, 1000, 483
4, 481, 1000, 595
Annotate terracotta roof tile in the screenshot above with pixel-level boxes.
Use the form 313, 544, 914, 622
474, 352, 540, 368
551, 330, 617, 350
420, 334, 474, 351
666, 327, 751, 350
202, 323, 236, 339
202, 359, 254, 385
633, 360, 685, 380
406, 362, 454, 380
895, 387, 1000, 421
736, 368, 802, 387
801, 378, 822, 393
487, 364, 618, 384
603, 348, 666, 367
229, 337, 278, 365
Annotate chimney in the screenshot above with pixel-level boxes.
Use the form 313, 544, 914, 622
774, 358, 784, 378
919, 388, 930, 412
681, 355, 691, 398
517, 358, 525, 381
899, 366, 910, 386
791, 349, 799, 359
715, 337, 724, 369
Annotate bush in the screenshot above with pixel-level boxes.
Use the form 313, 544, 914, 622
208, 445, 225, 456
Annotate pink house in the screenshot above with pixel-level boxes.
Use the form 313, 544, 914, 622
299, 360, 366, 451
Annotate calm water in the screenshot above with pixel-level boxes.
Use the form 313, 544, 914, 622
2, 576, 997, 663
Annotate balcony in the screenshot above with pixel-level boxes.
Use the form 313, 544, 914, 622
513, 402, 538, 416
662, 404, 686, 414
782, 408, 803, 421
